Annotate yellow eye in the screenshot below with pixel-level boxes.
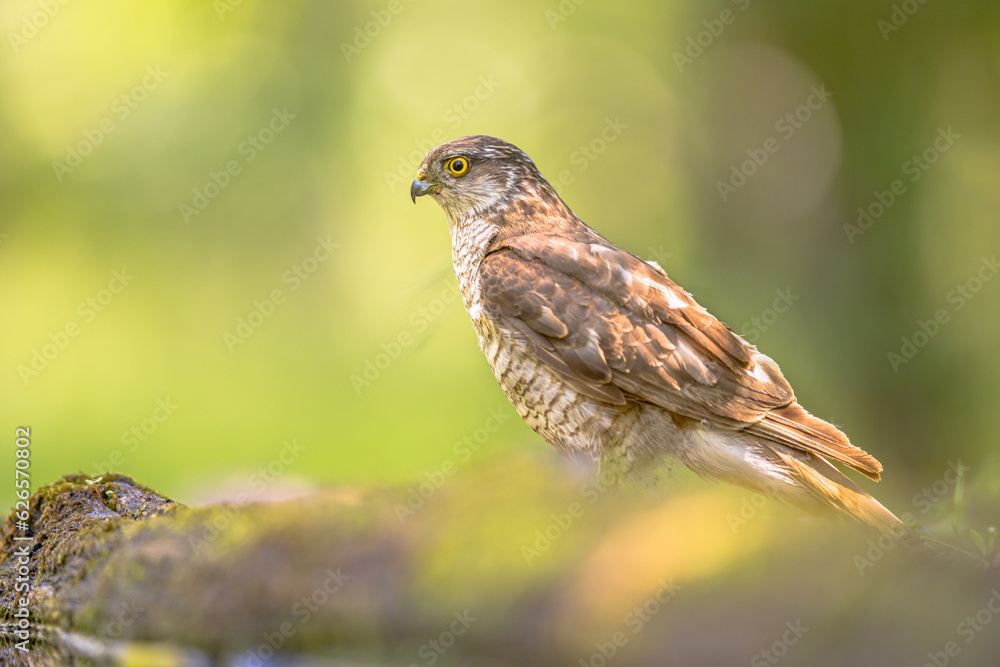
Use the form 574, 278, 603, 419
446, 156, 470, 176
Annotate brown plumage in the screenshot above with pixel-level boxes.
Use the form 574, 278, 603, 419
411, 135, 902, 535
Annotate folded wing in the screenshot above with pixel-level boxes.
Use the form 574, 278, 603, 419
479, 232, 882, 480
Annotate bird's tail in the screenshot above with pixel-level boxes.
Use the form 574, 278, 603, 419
676, 421, 910, 537
763, 443, 908, 537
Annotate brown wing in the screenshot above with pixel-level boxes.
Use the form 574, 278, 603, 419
480, 233, 882, 480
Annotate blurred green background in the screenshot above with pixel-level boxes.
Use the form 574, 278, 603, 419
2, 0, 999, 523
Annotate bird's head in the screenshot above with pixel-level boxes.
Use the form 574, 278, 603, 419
411, 135, 546, 223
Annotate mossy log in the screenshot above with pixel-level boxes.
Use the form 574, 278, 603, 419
1, 459, 999, 667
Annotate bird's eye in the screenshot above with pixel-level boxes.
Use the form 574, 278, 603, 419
446, 156, 470, 176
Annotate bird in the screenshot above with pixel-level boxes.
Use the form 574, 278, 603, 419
410, 134, 903, 536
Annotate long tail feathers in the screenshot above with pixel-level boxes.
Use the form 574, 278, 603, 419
765, 444, 909, 537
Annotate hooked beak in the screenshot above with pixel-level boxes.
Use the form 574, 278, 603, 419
410, 177, 438, 203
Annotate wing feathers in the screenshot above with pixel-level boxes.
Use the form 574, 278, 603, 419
644, 323, 676, 351
749, 403, 883, 481
526, 305, 568, 338
556, 335, 613, 384
478, 234, 883, 482
506, 318, 627, 405
502, 234, 754, 372
479, 244, 788, 421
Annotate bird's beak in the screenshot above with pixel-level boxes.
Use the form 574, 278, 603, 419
410, 177, 437, 203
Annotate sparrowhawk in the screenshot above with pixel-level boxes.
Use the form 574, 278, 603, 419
411, 134, 900, 535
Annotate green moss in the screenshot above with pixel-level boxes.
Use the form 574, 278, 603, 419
3, 463, 998, 665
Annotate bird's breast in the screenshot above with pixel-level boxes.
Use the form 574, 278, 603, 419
449, 216, 617, 459
450, 216, 497, 314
